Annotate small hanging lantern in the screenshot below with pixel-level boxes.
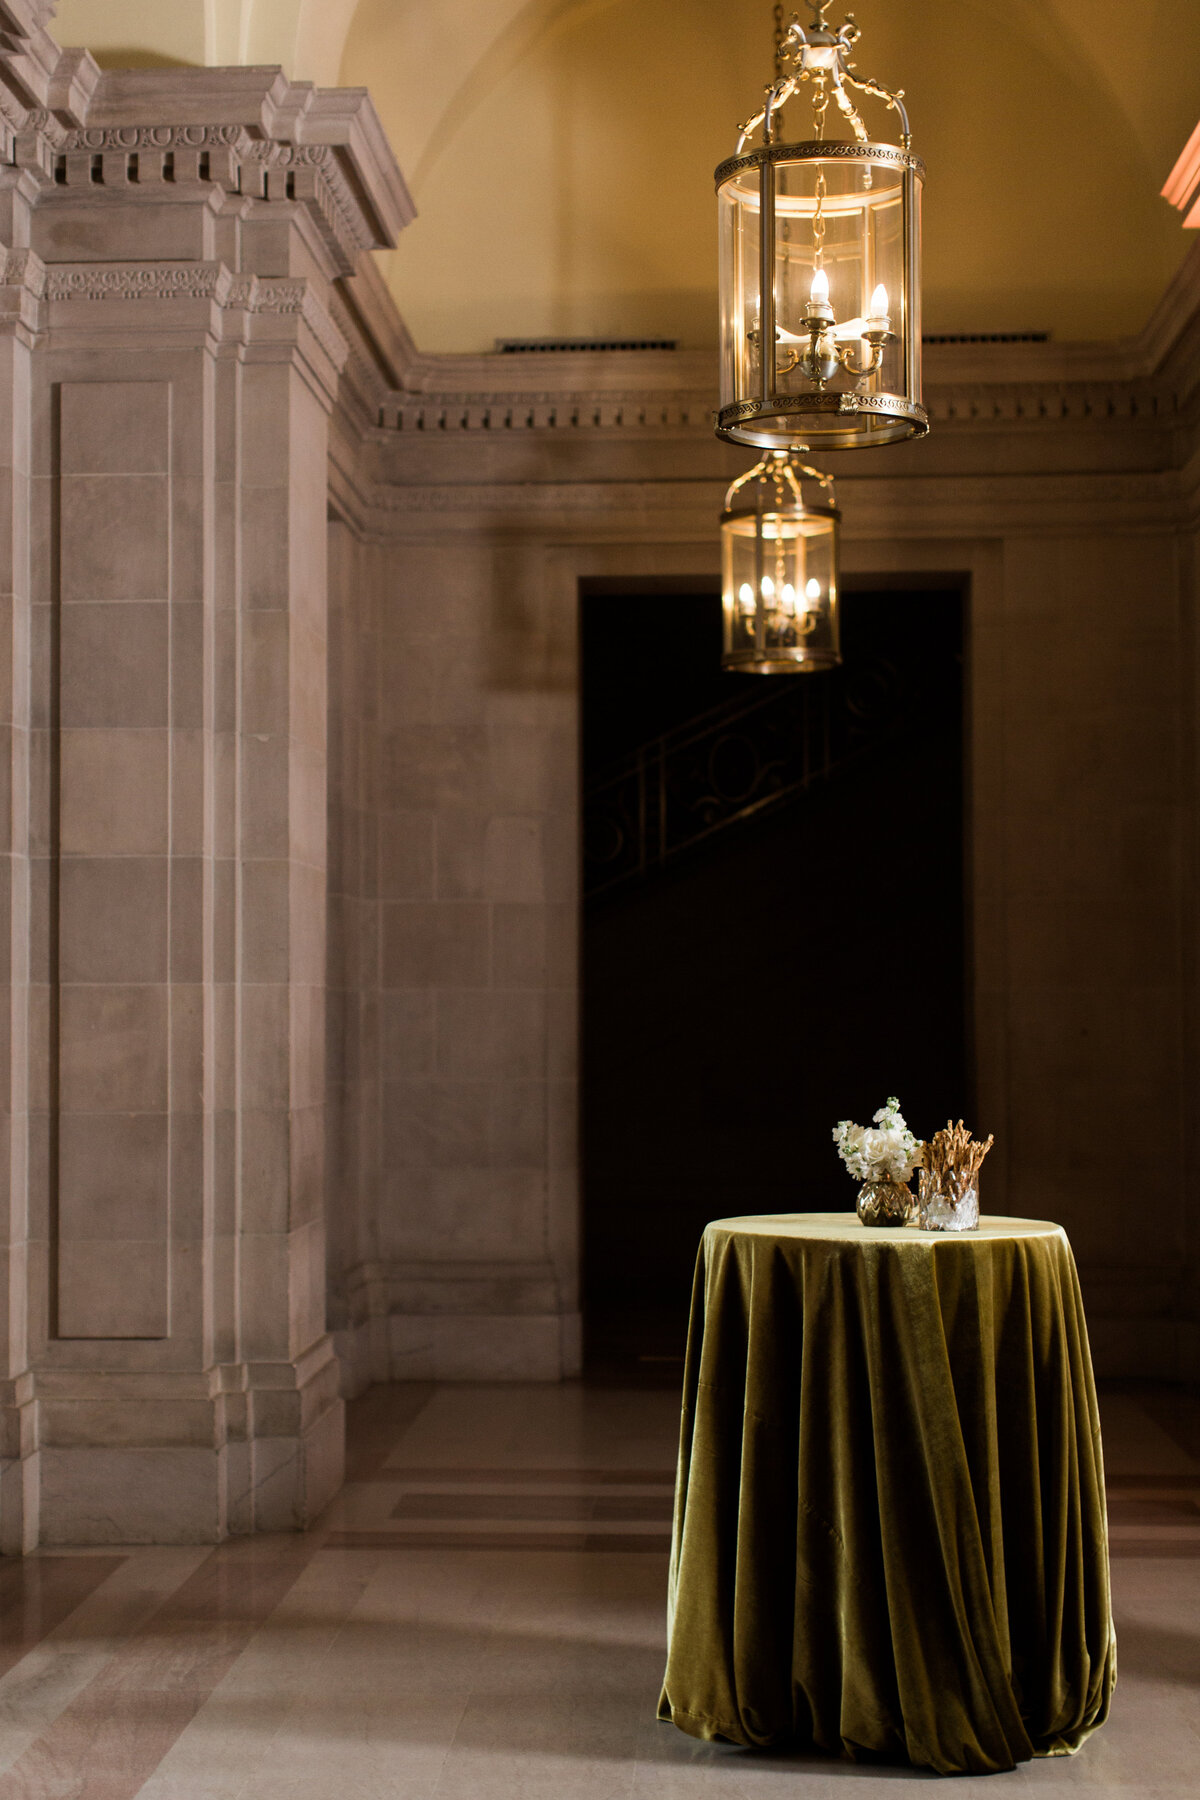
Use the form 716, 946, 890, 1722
721, 450, 840, 673
716, 4, 926, 451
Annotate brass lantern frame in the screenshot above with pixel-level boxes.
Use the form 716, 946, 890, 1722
716, 139, 926, 450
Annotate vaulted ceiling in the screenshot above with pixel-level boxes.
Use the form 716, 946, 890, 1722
56, 0, 1200, 352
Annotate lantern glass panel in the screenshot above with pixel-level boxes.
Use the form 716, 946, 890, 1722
718, 182, 757, 410
716, 145, 925, 451
775, 159, 905, 398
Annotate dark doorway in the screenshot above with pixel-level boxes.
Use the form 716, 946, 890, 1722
580, 583, 968, 1376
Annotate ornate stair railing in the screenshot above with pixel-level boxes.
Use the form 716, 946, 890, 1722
583, 656, 907, 900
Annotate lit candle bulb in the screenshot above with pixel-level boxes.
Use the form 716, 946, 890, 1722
761, 575, 776, 599
805, 264, 834, 331
867, 283, 890, 329
781, 582, 796, 615
738, 582, 755, 613
805, 577, 822, 604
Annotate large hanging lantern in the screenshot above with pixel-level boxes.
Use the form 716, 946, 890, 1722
716, 4, 926, 451
721, 451, 840, 673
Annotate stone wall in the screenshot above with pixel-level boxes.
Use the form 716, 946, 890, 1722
325, 284, 1200, 1389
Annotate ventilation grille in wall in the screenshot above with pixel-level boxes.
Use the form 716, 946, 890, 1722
496, 337, 679, 353
494, 332, 1051, 353
922, 331, 1050, 344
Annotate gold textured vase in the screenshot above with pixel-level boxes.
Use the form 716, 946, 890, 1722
856, 1180, 914, 1228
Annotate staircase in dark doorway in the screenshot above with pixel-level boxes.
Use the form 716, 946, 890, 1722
584, 653, 912, 901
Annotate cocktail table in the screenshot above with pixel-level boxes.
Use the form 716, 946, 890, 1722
657, 1213, 1115, 1775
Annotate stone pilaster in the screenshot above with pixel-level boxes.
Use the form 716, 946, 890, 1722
0, 37, 410, 1544
0, 242, 37, 1555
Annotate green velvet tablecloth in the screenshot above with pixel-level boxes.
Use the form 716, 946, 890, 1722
658, 1213, 1115, 1776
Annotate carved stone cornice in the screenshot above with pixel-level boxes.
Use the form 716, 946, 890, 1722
0, 58, 412, 273
37, 259, 349, 384
381, 388, 713, 435
0, 3, 80, 124
297, 288, 350, 377
44, 260, 231, 303
60, 121, 248, 152
924, 381, 1177, 429
240, 138, 377, 272
1, 242, 44, 293
18, 122, 394, 276
372, 375, 1181, 439
0, 78, 26, 151
17, 122, 398, 276
222, 272, 306, 312
0, 240, 44, 335
327, 290, 391, 435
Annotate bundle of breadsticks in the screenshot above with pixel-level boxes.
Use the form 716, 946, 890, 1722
922, 1119, 994, 1201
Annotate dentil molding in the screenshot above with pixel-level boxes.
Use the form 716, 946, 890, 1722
0, 54, 411, 277
375, 380, 1179, 438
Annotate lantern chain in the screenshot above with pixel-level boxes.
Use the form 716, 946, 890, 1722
773, 6, 833, 138
812, 74, 830, 137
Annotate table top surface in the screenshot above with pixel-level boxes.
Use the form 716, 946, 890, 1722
705, 1211, 1064, 1246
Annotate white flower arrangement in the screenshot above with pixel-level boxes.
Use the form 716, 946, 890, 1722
833, 1096, 924, 1186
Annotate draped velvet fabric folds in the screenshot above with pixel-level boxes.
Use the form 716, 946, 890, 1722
657, 1214, 1115, 1776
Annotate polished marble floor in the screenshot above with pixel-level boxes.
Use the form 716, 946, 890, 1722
0, 1381, 1196, 1798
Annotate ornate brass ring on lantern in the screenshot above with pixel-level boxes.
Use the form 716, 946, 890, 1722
720, 449, 840, 673
716, 6, 927, 451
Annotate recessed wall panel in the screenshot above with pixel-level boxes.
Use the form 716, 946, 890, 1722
55, 381, 172, 1340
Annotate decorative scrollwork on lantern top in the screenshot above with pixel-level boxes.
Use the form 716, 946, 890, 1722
723, 447, 834, 517
737, 4, 911, 153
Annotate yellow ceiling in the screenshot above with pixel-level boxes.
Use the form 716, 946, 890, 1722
53, 1, 357, 78
56, 1, 1200, 351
